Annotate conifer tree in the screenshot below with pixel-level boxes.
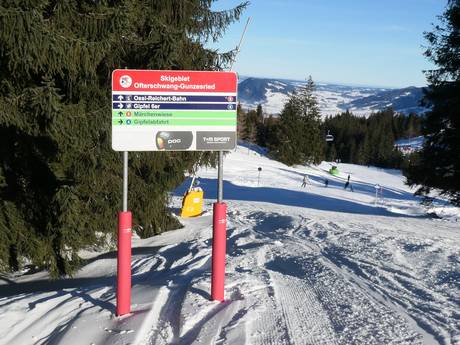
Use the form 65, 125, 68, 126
0, 0, 247, 276
263, 115, 280, 151
237, 103, 246, 141
244, 109, 259, 143
272, 76, 324, 165
323, 109, 405, 168
256, 104, 263, 122
405, 0, 460, 205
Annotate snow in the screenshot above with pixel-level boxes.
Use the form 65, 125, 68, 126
395, 136, 425, 155
395, 136, 425, 148
1, 145, 459, 345
262, 88, 290, 115
239, 79, 382, 117
267, 82, 287, 90
242, 88, 376, 118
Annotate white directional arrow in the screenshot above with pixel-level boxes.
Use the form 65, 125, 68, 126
117, 103, 124, 109
117, 95, 124, 101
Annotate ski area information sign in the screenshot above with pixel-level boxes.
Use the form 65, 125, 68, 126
111, 69, 237, 151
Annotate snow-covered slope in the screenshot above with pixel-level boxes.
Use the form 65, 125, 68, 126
238, 77, 427, 117
0, 146, 459, 345
347, 86, 426, 115
395, 136, 425, 154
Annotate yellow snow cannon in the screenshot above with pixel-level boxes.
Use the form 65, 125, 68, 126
180, 176, 204, 218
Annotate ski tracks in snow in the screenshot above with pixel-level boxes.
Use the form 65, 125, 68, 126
2, 204, 457, 345
138, 203, 460, 345
235, 206, 459, 345
239, 210, 419, 345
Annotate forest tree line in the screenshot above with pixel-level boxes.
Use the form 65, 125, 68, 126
237, 88, 422, 170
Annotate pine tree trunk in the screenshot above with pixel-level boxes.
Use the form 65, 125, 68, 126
8, 244, 19, 272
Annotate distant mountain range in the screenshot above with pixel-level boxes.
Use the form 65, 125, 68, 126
237, 77, 427, 117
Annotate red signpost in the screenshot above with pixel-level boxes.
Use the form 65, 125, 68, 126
211, 202, 227, 301
117, 211, 132, 316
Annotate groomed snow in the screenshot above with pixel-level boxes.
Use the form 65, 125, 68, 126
0, 145, 459, 345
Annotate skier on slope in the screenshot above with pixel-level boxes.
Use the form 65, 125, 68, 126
344, 174, 350, 189
344, 174, 353, 191
374, 184, 383, 204
301, 174, 310, 188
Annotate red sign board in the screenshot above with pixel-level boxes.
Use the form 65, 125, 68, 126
111, 69, 238, 151
112, 70, 237, 93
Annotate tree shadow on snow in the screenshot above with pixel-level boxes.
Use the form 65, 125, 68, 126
0, 245, 163, 299
175, 178, 423, 218
0, 240, 211, 310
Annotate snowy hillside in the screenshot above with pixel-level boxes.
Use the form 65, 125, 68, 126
238, 77, 426, 117
348, 86, 426, 115
395, 136, 426, 154
0, 145, 459, 345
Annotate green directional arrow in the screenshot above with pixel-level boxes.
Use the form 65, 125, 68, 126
118, 111, 124, 116
113, 118, 236, 126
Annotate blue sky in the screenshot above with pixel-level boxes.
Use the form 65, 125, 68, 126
212, 0, 446, 88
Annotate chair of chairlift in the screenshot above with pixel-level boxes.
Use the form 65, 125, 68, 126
326, 134, 334, 142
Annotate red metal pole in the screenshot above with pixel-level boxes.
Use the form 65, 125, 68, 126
117, 211, 132, 316
211, 202, 227, 301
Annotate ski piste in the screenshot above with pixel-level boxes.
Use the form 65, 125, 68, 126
0, 145, 458, 345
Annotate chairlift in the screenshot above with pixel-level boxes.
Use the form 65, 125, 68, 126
325, 130, 334, 142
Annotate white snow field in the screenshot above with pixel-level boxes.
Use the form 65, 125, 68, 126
0, 144, 459, 345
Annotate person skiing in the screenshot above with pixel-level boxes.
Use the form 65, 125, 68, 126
344, 174, 352, 190
324, 178, 329, 187
374, 184, 383, 203
301, 174, 310, 188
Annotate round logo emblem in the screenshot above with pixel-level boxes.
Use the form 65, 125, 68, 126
120, 75, 132, 88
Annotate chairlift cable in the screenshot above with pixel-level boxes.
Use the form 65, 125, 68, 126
229, 17, 251, 71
